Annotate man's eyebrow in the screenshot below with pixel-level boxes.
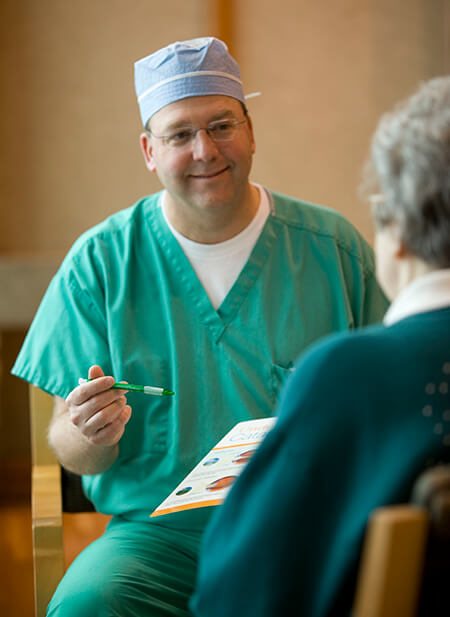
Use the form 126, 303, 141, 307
158, 119, 193, 132
155, 110, 238, 133
208, 110, 237, 121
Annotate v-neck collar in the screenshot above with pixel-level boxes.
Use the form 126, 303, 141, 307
145, 190, 279, 343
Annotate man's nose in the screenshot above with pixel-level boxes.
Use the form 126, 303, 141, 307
191, 128, 219, 160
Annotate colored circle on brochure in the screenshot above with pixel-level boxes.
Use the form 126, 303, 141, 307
176, 486, 192, 496
206, 476, 237, 492
203, 457, 220, 466
232, 449, 256, 464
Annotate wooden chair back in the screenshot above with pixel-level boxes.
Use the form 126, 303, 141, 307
354, 465, 450, 617
353, 505, 428, 617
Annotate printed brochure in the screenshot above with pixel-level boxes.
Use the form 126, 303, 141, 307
150, 417, 276, 517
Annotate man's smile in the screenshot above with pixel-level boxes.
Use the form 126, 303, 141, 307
189, 166, 230, 180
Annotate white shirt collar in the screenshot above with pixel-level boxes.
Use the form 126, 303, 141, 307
383, 269, 450, 326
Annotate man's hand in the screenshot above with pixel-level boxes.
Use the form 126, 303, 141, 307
65, 365, 132, 446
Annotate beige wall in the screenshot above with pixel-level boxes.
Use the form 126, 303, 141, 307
0, 0, 448, 256
0, 0, 208, 255
238, 0, 449, 242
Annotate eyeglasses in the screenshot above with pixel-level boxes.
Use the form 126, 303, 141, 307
149, 118, 248, 148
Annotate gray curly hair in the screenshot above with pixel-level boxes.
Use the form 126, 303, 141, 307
362, 76, 450, 268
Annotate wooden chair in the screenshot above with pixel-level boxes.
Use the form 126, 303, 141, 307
29, 385, 97, 617
353, 465, 450, 617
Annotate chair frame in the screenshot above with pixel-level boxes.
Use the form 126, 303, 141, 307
353, 505, 429, 617
30, 385, 65, 617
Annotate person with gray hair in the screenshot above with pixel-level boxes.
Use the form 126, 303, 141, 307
191, 76, 450, 617
11, 37, 387, 616
369, 76, 450, 271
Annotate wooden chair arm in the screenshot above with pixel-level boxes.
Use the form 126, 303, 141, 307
353, 505, 429, 617
30, 385, 65, 617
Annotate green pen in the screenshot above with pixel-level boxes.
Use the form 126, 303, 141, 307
84, 378, 175, 396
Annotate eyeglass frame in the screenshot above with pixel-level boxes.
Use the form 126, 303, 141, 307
145, 117, 249, 149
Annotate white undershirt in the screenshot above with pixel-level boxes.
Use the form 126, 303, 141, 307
162, 184, 270, 309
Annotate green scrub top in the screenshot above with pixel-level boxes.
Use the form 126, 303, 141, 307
12, 189, 388, 523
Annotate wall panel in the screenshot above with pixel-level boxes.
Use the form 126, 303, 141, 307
235, 0, 448, 241
0, 0, 208, 254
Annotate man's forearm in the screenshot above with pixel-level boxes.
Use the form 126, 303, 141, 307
49, 398, 118, 475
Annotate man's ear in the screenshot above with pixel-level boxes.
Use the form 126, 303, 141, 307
246, 114, 256, 155
139, 132, 157, 172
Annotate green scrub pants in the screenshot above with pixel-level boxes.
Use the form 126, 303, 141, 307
47, 516, 201, 616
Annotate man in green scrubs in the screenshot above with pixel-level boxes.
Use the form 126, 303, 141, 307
12, 37, 387, 616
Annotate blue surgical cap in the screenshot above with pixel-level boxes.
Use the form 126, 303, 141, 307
134, 37, 245, 127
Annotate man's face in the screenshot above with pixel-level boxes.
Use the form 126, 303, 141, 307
140, 95, 255, 219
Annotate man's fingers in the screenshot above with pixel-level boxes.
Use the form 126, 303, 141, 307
88, 365, 105, 380
89, 405, 132, 446
82, 396, 127, 434
64, 366, 132, 446
67, 375, 115, 406
122, 405, 132, 425
69, 388, 126, 427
